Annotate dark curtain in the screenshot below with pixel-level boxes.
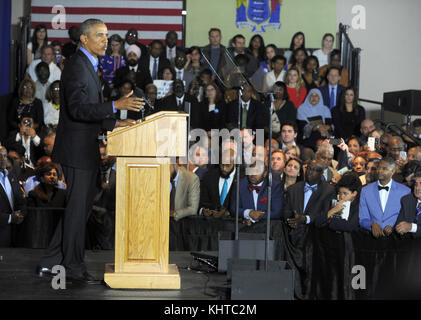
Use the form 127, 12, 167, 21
0, 0, 11, 96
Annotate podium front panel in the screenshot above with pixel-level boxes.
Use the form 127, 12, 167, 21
115, 157, 170, 274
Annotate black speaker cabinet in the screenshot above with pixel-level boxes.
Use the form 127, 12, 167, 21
383, 90, 421, 115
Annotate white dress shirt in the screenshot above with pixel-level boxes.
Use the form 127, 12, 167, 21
175, 67, 184, 80
240, 98, 250, 111
378, 179, 393, 212
263, 70, 286, 92
149, 56, 159, 76
167, 46, 176, 61
218, 168, 236, 197
16, 133, 40, 167
411, 200, 421, 233
341, 201, 351, 221
0, 170, 14, 224
176, 95, 185, 108
129, 65, 139, 73
28, 59, 61, 83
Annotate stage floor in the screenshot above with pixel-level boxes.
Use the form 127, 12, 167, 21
0, 249, 228, 300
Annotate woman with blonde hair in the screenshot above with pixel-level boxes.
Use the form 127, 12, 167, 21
285, 66, 307, 109
284, 144, 301, 162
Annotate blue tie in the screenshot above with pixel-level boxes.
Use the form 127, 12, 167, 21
152, 58, 158, 80
416, 203, 421, 222
330, 87, 335, 109
304, 183, 318, 193
220, 178, 228, 206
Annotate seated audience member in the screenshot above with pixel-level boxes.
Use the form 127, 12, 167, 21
23, 162, 66, 248
141, 40, 171, 81
200, 148, 238, 218
157, 79, 197, 113
86, 143, 116, 250
226, 84, 266, 131
34, 61, 51, 107
27, 24, 49, 65
359, 119, 376, 144
315, 143, 340, 183
270, 149, 286, 180
287, 48, 308, 75
123, 28, 147, 57
301, 147, 315, 165
284, 144, 301, 162
319, 66, 345, 110
115, 45, 152, 92
408, 146, 421, 162
163, 31, 180, 66
262, 55, 286, 92
285, 66, 307, 109
27, 45, 61, 84
400, 160, 421, 188
0, 146, 26, 247
230, 161, 283, 226
62, 26, 79, 60
386, 136, 406, 167
280, 121, 299, 150
282, 157, 304, 191
265, 139, 280, 154
241, 128, 255, 165
8, 79, 44, 133
174, 50, 195, 92
229, 34, 259, 77
395, 171, 421, 238
319, 49, 349, 87
266, 82, 296, 138
43, 81, 60, 127
157, 66, 176, 82
301, 56, 322, 91
185, 46, 205, 77
248, 34, 265, 62
352, 156, 367, 179
169, 159, 200, 221
296, 89, 332, 149
313, 172, 362, 300
188, 68, 213, 103
100, 34, 126, 87
6, 117, 44, 168
6, 144, 35, 183
191, 82, 225, 132
283, 160, 336, 299
312, 33, 335, 68
144, 83, 159, 110
51, 40, 65, 71
284, 32, 310, 64
188, 144, 209, 181
331, 87, 366, 139
359, 157, 411, 237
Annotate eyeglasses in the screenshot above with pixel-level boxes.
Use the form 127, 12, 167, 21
23, 85, 33, 89
52, 87, 60, 91
127, 33, 137, 37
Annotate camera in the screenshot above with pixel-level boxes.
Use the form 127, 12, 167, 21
24, 119, 32, 129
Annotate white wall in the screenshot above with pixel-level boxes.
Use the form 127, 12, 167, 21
336, 0, 421, 122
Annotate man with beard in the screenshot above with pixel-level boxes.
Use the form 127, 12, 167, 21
199, 148, 240, 219
115, 45, 152, 92
359, 157, 410, 238
169, 158, 200, 221
86, 143, 116, 250
156, 79, 198, 112
282, 160, 335, 299
230, 160, 283, 226
0, 146, 26, 247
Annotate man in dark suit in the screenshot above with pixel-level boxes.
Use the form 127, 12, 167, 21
163, 31, 182, 66
200, 148, 240, 218
319, 66, 345, 110
395, 172, 421, 237
225, 84, 267, 131
174, 50, 195, 92
115, 45, 152, 91
156, 80, 198, 112
37, 19, 144, 284
140, 40, 171, 80
124, 28, 148, 59
0, 146, 26, 247
230, 160, 283, 225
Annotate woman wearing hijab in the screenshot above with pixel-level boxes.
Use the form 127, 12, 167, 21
297, 88, 332, 150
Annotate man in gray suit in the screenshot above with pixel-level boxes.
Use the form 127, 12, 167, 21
170, 159, 200, 221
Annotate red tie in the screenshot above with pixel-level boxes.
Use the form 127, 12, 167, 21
248, 185, 261, 193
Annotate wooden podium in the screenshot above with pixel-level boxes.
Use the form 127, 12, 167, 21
103, 111, 188, 289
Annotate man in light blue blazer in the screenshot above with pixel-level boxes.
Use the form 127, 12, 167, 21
359, 157, 411, 238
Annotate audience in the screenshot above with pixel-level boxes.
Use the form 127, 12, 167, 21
27, 45, 61, 84
27, 24, 49, 65
101, 34, 126, 87
285, 66, 307, 109
312, 33, 335, 67
319, 66, 345, 110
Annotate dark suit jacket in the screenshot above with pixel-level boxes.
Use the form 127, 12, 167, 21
194, 167, 208, 182
0, 172, 26, 247
315, 197, 360, 232
139, 55, 171, 79
266, 100, 297, 126
283, 181, 336, 222
52, 49, 116, 170
200, 167, 238, 211
396, 194, 421, 238
230, 176, 283, 220
226, 98, 268, 130
331, 105, 366, 139
115, 64, 153, 91
193, 101, 226, 131
319, 84, 345, 109
156, 93, 198, 112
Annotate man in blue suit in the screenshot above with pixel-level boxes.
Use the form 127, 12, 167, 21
359, 157, 411, 238
230, 161, 283, 225
318, 66, 345, 110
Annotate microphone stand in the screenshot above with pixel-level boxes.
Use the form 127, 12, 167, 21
265, 93, 274, 271
235, 86, 244, 241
